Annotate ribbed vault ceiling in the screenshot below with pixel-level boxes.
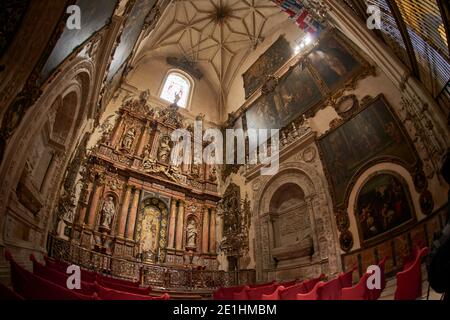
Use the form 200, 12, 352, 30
135, 0, 288, 112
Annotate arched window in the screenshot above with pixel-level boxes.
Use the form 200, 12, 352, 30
160, 71, 192, 108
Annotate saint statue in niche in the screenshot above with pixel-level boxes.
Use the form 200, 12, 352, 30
158, 135, 172, 162
100, 196, 116, 229
186, 219, 198, 248
121, 127, 136, 150
140, 206, 161, 255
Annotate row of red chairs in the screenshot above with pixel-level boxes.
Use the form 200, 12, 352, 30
213, 274, 327, 300
38, 256, 151, 295
3, 252, 170, 300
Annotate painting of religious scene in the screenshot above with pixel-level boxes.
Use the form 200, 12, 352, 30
246, 64, 322, 131
356, 174, 414, 243
40, 0, 118, 82
243, 36, 292, 98
307, 33, 362, 91
318, 95, 418, 207
106, 0, 157, 82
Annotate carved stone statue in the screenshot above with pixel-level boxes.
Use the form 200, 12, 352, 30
191, 164, 200, 178
142, 149, 158, 173
164, 164, 184, 183
100, 196, 116, 229
121, 127, 136, 150
158, 135, 172, 162
209, 166, 217, 182
186, 219, 198, 247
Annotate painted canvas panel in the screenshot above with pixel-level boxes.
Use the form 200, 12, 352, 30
246, 64, 322, 131
307, 34, 362, 90
318, 96, 418, 207
356, 174, 414, 243
243, 36, 292, 98
106, 0, 157, 82
40, 0, 118, 82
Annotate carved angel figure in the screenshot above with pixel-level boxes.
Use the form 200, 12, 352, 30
142, 149, 158, 173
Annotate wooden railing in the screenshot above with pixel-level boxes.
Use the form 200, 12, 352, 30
47, 236, 256, 290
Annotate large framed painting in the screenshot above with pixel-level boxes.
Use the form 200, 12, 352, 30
318, 95, 419, 208
307, 32, 365, 92
356, 173, 415, 244
40, 0, 118, 82
243, 36, 292, 99
106, 0, 157, 82
246, 64, 323, 131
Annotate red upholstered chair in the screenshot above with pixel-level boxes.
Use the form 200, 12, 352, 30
30, 254, 96, 296
368, 256, 388, 300
95, 284, 155, 300
341, 272, 371, 300
213, 288, 225, 300
152, 293, 171, 300
0, 283, 24, 300
395, 247, 429, 300
303, 274, 325, 292
246, 284, 279, 300
339, 266, 357, 289
6, 251, 94, 300
279, 280, 297, 288
249, 281, 277, 288
296, 281, 325, 300
261, 286, 285, 300
97, 273, 140, 287
232, 286, 250, 300
320, 277, 342, 300
44, 256, 97, 283
213, 285, 245, 300
279, 282, 308, 300
96, 276, 151, 295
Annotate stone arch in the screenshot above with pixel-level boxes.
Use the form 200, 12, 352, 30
0, 58, 95, 254
253, 161, 340, 282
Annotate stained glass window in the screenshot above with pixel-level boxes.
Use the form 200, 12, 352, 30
160, 72, 191, 108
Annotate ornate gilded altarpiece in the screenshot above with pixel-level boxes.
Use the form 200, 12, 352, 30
68, 92, 220, 269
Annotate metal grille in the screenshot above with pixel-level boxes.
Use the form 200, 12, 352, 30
394, 0, 448, 59
48, 236, 256, 290
368, 0, 413, 69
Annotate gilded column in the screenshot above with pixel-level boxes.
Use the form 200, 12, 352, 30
126, 188, 141, 240
117, 186, 132, 237
150, 128, 160, 159
78, 181, 93, 225
168, 200, 177, 248
87, 179, 104, 229
110, 115, 125, 147
175, 201, 185, 250
209, 209, 216, 253
202, 208, 209, 253
136, 122, 150, 157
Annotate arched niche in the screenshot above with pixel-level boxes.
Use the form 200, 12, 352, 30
253, 162, 340, 282
136, 197, 169, 263
51, 91, 80, 147
346, 162, 423, 251
268, 183, 312, 252
0, 58, 94, 251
